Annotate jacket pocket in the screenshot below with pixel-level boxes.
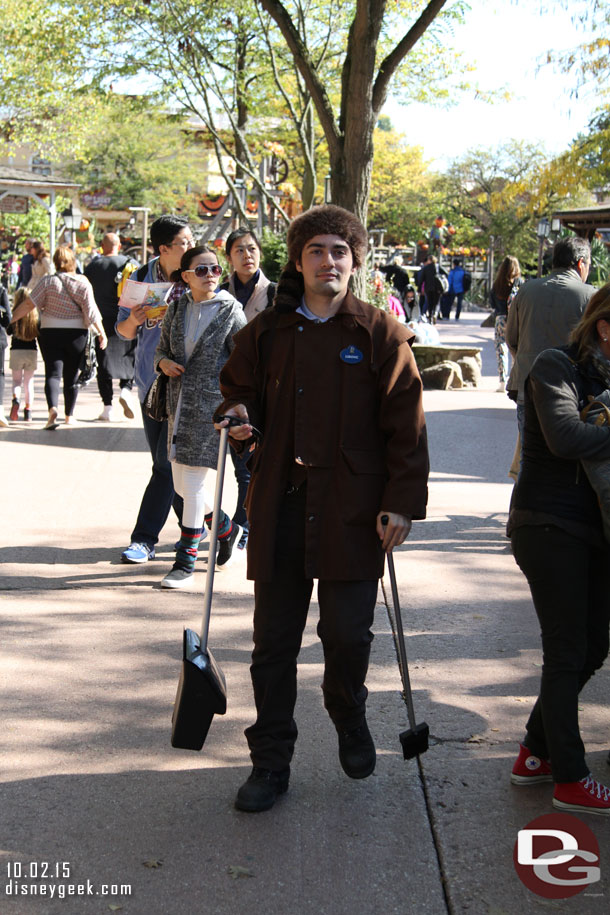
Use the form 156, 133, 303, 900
339, 448, 387, 524
341, 448, 386, 475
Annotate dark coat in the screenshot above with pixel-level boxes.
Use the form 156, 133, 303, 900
509, 345, 610, 545
0, 286, 11, 347
217, 290, 429, 582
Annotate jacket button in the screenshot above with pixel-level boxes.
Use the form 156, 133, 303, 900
297, 325, 304, 332
308, 515, 315, 522
297, 387, 304, 395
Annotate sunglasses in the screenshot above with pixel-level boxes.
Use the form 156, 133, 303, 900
185, 263, 222, 278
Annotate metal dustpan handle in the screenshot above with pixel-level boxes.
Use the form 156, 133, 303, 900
386, 550, 418, 732
198, 426, 229, 652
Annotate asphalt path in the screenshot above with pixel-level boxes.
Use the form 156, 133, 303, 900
1, 310, 608, 914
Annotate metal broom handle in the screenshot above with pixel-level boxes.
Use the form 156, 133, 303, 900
382, 517, 417, 731
199, 426, 229, 651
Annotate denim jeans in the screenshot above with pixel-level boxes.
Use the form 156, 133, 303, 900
230, 446, 250, 532
511, 524, 610, 782
130, 403, 183, 546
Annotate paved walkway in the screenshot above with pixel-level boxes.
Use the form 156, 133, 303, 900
1, 311, 609, 914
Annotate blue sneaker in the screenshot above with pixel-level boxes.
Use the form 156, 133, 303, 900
121, 542, 155, 564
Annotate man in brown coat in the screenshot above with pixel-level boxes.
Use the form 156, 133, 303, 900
216, 205, 429, 812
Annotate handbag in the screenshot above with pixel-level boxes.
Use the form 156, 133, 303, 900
77, 329, 97, 386
144, 372, 168, 421
580, 391, 610, 543
55, 274, 98, 386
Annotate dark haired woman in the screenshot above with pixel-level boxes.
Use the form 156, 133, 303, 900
154, 245, 246, 588
490, 255, 522, 392
28, 241, 53, 291
221, 227, 278, 553
11, 245, 106, 428
508, 283, 610, 814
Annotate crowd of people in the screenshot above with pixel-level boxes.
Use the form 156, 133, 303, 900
2, 211, 610, 817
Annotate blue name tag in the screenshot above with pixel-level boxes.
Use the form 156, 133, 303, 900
340, 346, 363, 364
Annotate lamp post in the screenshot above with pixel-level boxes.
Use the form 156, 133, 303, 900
536, 218, 550, 277
61, 203, 82, 248
129, 206, 151, 265
324, 174, 331, 204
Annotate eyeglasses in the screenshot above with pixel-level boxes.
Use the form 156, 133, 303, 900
185, 263, 222, 278
170, 237, 194, 248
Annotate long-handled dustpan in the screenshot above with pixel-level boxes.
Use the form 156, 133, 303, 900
382, 517, 429, 760
171, 426, 230, 750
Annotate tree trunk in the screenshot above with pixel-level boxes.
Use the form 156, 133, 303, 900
300, 102, 316, 209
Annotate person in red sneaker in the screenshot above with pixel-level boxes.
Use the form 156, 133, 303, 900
511, 744, 553, 785
508, 284, 610, 815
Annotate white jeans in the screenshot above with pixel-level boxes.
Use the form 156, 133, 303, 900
171, 462, 212, 529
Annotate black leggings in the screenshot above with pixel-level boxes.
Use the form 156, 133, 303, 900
39, 327, 87, 416
511, 524, 610, 782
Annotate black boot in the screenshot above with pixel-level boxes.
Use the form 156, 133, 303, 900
337, 719, 376, 779
235, 766, 290, 812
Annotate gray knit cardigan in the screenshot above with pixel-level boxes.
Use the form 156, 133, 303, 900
154, 290, 246, 467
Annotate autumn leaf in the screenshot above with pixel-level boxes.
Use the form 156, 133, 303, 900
142, 859, 163, 869
227, 865, 254, 879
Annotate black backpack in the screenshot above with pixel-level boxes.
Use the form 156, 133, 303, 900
462, 270, 472, 292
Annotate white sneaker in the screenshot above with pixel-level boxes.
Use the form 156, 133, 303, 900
98, 405, 115, 421
119, 389, 135, 419
496, 383, 506, 393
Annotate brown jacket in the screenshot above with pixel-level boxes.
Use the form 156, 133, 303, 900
218, 291, 429, 581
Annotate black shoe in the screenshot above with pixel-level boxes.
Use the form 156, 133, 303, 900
235, 766, 290, 812
216, 523, 243, 570
337, 720, 376, 779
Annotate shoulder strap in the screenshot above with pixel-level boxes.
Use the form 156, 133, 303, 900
57, 273, 83, 308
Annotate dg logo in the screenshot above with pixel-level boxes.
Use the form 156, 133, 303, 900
514, 813, 601, 899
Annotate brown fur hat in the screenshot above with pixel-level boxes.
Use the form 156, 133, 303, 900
286, 205, 368, 268
275, 205, 368, 311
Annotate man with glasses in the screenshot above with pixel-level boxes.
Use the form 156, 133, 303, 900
116, 215, 194, 564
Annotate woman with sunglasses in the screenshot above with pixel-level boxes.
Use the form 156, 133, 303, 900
154, 245, 247, 588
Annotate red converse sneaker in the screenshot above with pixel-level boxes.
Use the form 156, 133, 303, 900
510, 743, 553, 785
553, 774, 610, 815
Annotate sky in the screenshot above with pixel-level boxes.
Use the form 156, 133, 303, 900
384, 0, 600, 168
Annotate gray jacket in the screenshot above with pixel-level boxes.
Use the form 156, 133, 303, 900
506, 268, 595, 401
154, 291, 246, 467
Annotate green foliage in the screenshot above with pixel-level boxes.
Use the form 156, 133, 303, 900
0, 196, 71, 250
590, 235, 610, 288
260, 228, 288, 281
440, 141, 594, 264
368, 129, 443, 244
64, 96, 207, 216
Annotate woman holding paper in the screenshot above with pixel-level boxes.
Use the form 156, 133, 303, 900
154, 245, 246, 588
11, 245, 106, 428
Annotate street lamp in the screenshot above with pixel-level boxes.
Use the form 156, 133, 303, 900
61, 203, 82, 248
129, 207, 151, 265
536, 218, 550, 277
324, 174, 331, 204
